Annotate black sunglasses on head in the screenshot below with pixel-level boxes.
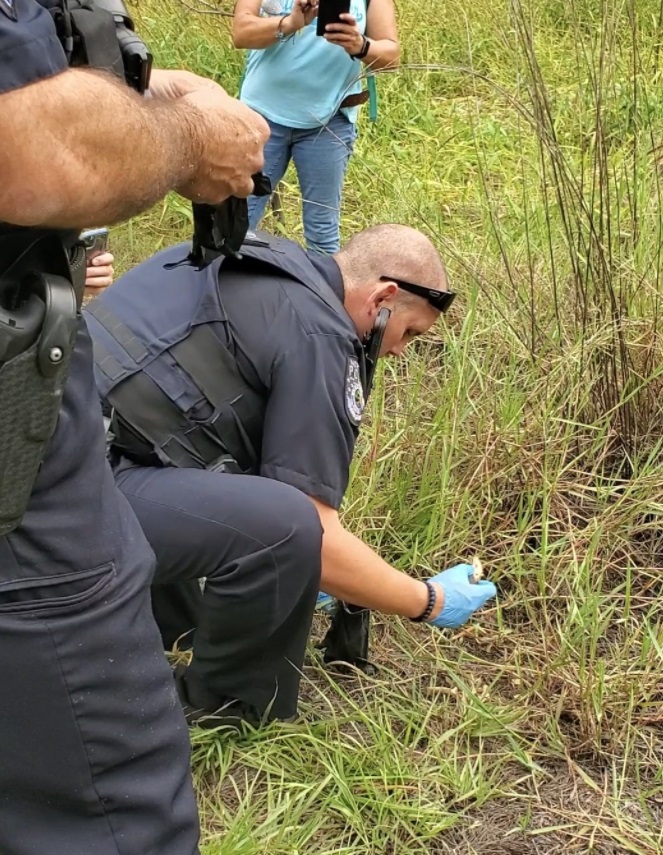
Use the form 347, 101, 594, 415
381, 277, 456, 313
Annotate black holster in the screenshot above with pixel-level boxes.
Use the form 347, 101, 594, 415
320, 602, 374, 673
0, 231, 84, 535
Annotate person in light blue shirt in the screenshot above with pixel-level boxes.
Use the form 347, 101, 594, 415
234, 0, 399, 254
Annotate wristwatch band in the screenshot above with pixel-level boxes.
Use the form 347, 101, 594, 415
351, 35, 370, 60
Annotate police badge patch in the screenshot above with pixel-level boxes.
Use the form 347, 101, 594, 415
344, 357, 365, 426
0, 0, 17, 20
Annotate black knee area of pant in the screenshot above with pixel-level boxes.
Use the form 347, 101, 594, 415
281, 487, 324, 584
202, 479, 323, 588
188, 483, 322, 717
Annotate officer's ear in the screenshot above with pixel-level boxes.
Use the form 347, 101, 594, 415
367, 279, 398, 322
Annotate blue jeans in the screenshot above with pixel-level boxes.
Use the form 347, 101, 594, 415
248, 112, 357, 255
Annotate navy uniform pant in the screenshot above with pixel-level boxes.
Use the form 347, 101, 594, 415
0, 325, 200, 855
113, 461, 323, 720
0, 521, 200, 855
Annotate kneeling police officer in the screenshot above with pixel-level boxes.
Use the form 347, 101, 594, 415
85, 223, 497, 728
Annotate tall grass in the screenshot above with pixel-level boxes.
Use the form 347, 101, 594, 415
121, 0, 663, 850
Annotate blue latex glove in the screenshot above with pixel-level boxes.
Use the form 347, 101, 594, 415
316, 591, 336, 614
426, 563, 497, 629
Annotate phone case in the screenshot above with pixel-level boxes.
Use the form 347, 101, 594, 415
81, 229, 109, 259
316, 0, 352, 36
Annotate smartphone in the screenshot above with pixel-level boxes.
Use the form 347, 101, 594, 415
80, 227, 109, 261
316, 0, 351, 36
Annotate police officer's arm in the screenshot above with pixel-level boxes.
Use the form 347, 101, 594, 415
311, 497, 445, 620
0, 68, 268, 227
261, 329, 444, 621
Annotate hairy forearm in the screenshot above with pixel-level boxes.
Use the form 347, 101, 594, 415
233, 13, 286, 49
0, 69, 198, 228
311, 498, 441, 618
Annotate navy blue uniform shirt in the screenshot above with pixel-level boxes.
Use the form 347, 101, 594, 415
0, 0, 66, 93
93, 243, 365, 511
217, 253, 363, 509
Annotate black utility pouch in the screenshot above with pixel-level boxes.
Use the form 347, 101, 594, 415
320, 601, 375, 674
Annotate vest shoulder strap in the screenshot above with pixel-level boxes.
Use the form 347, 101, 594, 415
230, 237, 345, 318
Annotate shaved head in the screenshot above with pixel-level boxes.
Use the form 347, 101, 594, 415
333, 224, 450, 358
334, 223, 448, 296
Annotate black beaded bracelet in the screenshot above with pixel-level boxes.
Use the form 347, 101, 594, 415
410, 580, 437, 623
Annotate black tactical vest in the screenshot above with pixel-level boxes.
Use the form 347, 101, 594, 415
85, 234, 363, 474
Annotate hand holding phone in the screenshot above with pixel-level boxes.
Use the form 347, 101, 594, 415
80, 228, 110, 262
80, 229, 114, 298
279, 0, 319, 34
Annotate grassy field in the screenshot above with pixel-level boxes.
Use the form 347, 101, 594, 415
119, 0, 663, 851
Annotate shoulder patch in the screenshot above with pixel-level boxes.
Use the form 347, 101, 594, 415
0, 0, 16, 21
344, 357, 365, 427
